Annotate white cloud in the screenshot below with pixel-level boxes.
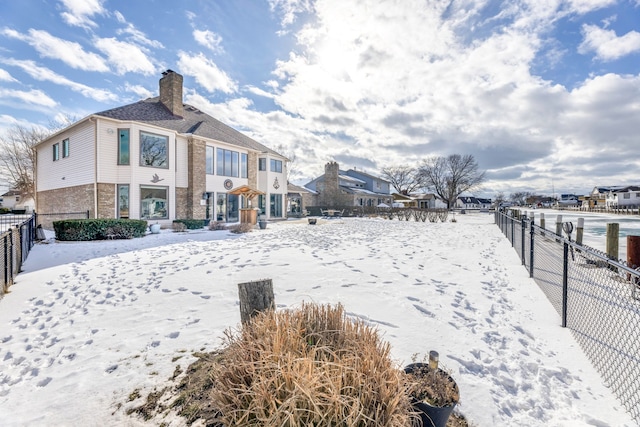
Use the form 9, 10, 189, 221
59, 0, 107, 29
2, 59, 117, 102
94, 37, 158, 75
2, 28, 109, 72
566, 0, 617, 15
0, 88, 57, 108
193, 29, 224, 54
245, 85, 276, 99
579, 24, 640, 61
125, 83, 153, 100
256, 0, 640, 193
177, 51, 237, 94
0, 68, 16, 82
268, 0, 313, 28
117, 24, 164, 49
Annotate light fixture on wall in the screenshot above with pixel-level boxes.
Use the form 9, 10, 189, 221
202, 192, 208, 200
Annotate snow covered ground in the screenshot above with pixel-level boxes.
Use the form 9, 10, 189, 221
0, 213, 635, 426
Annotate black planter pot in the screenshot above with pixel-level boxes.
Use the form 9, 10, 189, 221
404, 363, 458, 427
258, 220, 267, 229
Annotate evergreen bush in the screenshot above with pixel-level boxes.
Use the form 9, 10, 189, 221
53, 219, 147, 241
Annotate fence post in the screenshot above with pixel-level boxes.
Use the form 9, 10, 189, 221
606, 223, 619, 261
238, 279, 275, 324
576, 217, 584, 247
555, 215, 563, 241
562, 241, 569, 328
2, 234, 8, 293
521, 217, 526, 265
529, 218, 535, 278
511, 215, 515, 247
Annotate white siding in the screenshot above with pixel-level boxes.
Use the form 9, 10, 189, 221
175, 136, 189, 188
94, 119, 178, 220
37, 120, 96, 192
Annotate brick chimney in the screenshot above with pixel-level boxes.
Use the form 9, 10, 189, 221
159, 69, 184, 117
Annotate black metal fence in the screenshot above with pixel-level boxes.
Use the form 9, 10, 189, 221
495, 210, 640, 423
1, 213, 37, 296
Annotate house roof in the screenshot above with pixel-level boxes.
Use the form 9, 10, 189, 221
95, 98, 284, 157
288, 183, 316, 195
2, 190, 20, 197
345, 169, 391, 184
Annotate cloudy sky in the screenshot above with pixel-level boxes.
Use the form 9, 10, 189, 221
1, 0, 639, 198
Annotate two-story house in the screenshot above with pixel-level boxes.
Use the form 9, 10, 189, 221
34, 70, 288, 228
588, 186, 624, 209
304, 162, 392, 208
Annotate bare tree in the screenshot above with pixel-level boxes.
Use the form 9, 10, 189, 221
380, 165, 422, 195
0, 125, 49, 201
273, 143, 298, 183
0, 117, 75, 200
492, 192, 507, 207
509, 191, 532, 206
418, 154, 485, 209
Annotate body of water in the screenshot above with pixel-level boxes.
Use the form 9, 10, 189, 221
525, 208, 640, 261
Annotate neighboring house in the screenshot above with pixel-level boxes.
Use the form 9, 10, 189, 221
391, 192, 447, 209
589, 186, 624, 208
613, 186, 640, 207
456, 196, 492, 210
558, 193, 580, 208
287, 183, 317, 216
304, 162, 393, 207
392, 193, 415, 207
34, 70, 288, 227
1, 190, 34, 212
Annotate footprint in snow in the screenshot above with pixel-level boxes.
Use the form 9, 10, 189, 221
37, 377, 52, 387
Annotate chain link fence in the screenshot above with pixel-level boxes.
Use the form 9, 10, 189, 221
496, 210, 640, 423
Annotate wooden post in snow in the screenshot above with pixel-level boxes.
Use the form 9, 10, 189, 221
575, 218, 584, 246
238, 279, 275, 324
606, 223, 619, 261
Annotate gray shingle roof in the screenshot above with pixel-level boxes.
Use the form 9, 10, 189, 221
95, 97, 283, 157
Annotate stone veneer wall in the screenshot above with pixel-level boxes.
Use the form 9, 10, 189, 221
96, 183, 115, 219
175, 187, 188, 219
187, 138, 206, 220
247, 152, 258, 188
319, 161, 352, 207
36, 184, 95, 229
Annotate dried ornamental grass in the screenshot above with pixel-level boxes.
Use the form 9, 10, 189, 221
210, 302, 411, 426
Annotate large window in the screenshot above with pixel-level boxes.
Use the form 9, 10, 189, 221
62, 138, 69, 158
118, 185, 129, 218
118, 129, 130, 165
140, 131, 168, 168
270, 159, 282, 173
241, 153, 248, 178
270, 194, 283, 217
206, 146, 214, 175
140, 185, 168, 219
53, 143, 59, 161
216, 148, 246, 177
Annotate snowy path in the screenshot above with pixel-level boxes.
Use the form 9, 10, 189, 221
0, 214, 634, 426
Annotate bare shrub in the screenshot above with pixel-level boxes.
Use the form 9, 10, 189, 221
228, 223, 253, 234
173, 222, 187, 232
208, 221, 226, 231
210, 303, 411, 426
